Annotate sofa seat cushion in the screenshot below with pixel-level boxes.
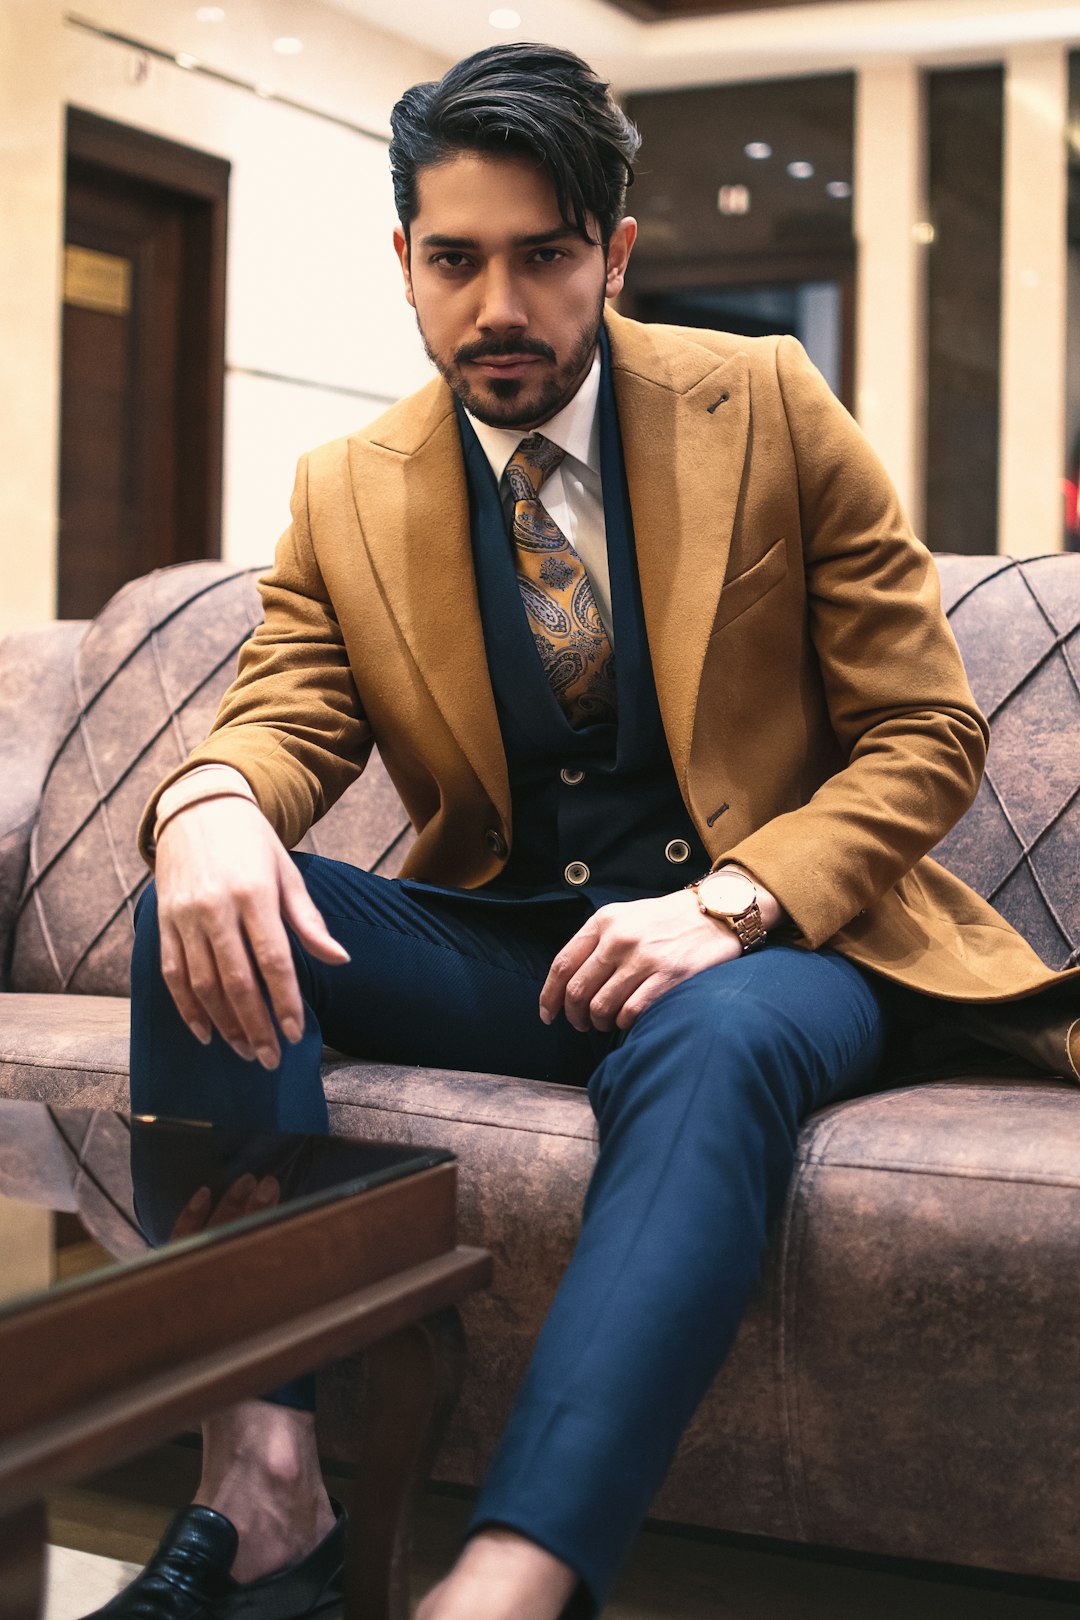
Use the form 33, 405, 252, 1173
672, 1073, 1080, 1576
0, 993, 130, 1107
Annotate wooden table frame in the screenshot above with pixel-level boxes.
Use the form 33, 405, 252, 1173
0, 1160, 491, 1620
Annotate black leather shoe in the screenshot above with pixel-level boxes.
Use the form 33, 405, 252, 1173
79, 1500, 346, 1620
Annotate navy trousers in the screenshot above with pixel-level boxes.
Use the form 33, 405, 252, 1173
130, 853, 888, 1614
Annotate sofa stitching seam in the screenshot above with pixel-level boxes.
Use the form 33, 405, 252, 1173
324, 1096, 596, 1141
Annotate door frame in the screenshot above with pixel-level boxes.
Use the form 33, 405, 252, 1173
64, 106, 230, 567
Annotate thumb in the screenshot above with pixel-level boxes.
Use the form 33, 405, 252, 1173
278, 855, 350, 963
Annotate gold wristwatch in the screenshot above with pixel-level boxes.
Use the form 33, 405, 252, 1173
689, 869, 768, 953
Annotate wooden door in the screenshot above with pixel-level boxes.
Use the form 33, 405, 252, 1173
58, 111, 229, 620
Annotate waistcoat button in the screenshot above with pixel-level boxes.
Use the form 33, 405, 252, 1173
560, 767, 585, 786
564, 861, 590, 886
484, 828, 508, 859
665, 839, 691, 864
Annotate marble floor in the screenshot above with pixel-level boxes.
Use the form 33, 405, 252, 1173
44, 1443, 1078, 1620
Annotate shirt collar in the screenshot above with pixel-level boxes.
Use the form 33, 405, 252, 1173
464, 345, 601, 489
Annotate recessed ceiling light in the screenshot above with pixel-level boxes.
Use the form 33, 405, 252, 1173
787, 160, 814, 180
825, 180, 852, 199
195, 6, 226, 21
272, 36, 303, 55
175, 52, 199, 70
744, 142, 771, 160
489, 9, 522, 28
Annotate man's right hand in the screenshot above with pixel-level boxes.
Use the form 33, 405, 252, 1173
154, 797, 349, 1068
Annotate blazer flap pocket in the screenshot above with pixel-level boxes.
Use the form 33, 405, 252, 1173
711, 537, 788, 636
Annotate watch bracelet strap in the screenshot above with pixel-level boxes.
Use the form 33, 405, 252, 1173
729, 904, 768, 950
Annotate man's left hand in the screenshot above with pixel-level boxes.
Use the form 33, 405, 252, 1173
539, 883, 768, 1034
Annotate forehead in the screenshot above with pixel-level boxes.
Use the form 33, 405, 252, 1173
411, 151, 568, 240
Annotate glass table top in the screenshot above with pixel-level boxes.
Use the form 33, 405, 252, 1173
0, 1097, 453, 1318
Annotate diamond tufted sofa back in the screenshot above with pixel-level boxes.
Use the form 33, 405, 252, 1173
9, 563, 413, 995
932, 554, 1079, 972
6, 552, 1079, 995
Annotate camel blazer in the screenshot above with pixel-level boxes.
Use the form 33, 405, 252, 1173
141, 309, 1079, 1074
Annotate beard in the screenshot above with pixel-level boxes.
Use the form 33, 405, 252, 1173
415, 291, 606, 430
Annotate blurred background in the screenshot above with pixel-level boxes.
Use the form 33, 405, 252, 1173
4, 0, 1080, 634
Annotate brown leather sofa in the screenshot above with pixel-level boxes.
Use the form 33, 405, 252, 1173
1, 554, 1077, 1583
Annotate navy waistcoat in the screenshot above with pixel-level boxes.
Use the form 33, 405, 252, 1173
456, 325, 709, 904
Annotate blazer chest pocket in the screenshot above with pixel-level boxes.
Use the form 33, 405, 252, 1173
710, 537, 789, 636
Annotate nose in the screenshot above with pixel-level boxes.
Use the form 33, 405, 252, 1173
475, 262, 527, 334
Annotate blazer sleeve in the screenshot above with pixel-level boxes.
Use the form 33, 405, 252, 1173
137, 454, 373, 863
717, 335, 990, 949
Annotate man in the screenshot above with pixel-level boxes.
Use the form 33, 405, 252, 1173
99, 40, 1077, 1620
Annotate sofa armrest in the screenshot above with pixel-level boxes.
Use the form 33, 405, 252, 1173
0, 622, 87, 986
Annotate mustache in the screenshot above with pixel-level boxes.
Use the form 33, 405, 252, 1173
455, 336, 556, 365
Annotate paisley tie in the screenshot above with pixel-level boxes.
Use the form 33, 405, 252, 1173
505, 434, 616, 728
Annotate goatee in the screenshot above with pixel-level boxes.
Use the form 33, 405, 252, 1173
416, 295, 605, 430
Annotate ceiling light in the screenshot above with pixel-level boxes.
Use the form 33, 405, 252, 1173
787, 161, 814, 180
489, 9, 522, 28
744, 142, 771, 160
272, 36, 303, 55
175, 52, 199, 70
717, 184, 750, 216
195, 5, 226, 20
825, 180, 852, 199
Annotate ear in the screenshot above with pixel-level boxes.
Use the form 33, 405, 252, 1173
393, 226, 415, 309
604, 217, 637, 300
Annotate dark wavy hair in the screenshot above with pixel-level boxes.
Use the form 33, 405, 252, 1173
389, 43, 640, 248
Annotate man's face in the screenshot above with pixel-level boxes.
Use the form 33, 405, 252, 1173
394, 152, 636, 431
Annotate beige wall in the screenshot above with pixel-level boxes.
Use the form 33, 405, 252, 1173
0, 0, 450, 634
1, 0, 65, 635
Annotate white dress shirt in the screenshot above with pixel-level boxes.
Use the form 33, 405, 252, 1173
464, 347, 614, 645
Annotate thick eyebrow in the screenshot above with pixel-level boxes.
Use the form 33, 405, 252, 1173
418, 228, 579, 249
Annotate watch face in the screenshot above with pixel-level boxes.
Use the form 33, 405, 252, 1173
699, 871, 756, 916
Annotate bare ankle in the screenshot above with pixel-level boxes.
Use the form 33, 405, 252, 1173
194, 1401, 336, 1582
418, 1529, 577, 1620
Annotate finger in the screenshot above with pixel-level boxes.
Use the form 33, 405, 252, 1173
614, 974, 673, 1032
208, 1174, 280, 1228
242, 907, 307, 1047
253, 1175, 281, 1210
539, 921, 601, 1024
168, 1184, 212, 1241
204, 928, 281, 1068
587, 963, 653, 1033
181, 929, 258, 1062
279, 860, 350, 964
562, 951, 621, 1034
158, 921, 214, 1046
204, 1173, 259, 1228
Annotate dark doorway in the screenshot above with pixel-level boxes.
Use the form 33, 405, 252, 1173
622, 74, 856, 408
59, 109, 229, 620
630, 263, 852, 405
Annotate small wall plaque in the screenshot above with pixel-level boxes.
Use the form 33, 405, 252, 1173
63, 245, 132, 316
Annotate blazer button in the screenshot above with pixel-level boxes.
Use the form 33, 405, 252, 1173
560, 767, 585, 786
665, 839, 692, 864
484, 828, 508, 860
564, 861, 590, 886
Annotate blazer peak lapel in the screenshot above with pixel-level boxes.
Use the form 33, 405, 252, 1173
347, 398, 509, 823
612, 329, 750, 788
